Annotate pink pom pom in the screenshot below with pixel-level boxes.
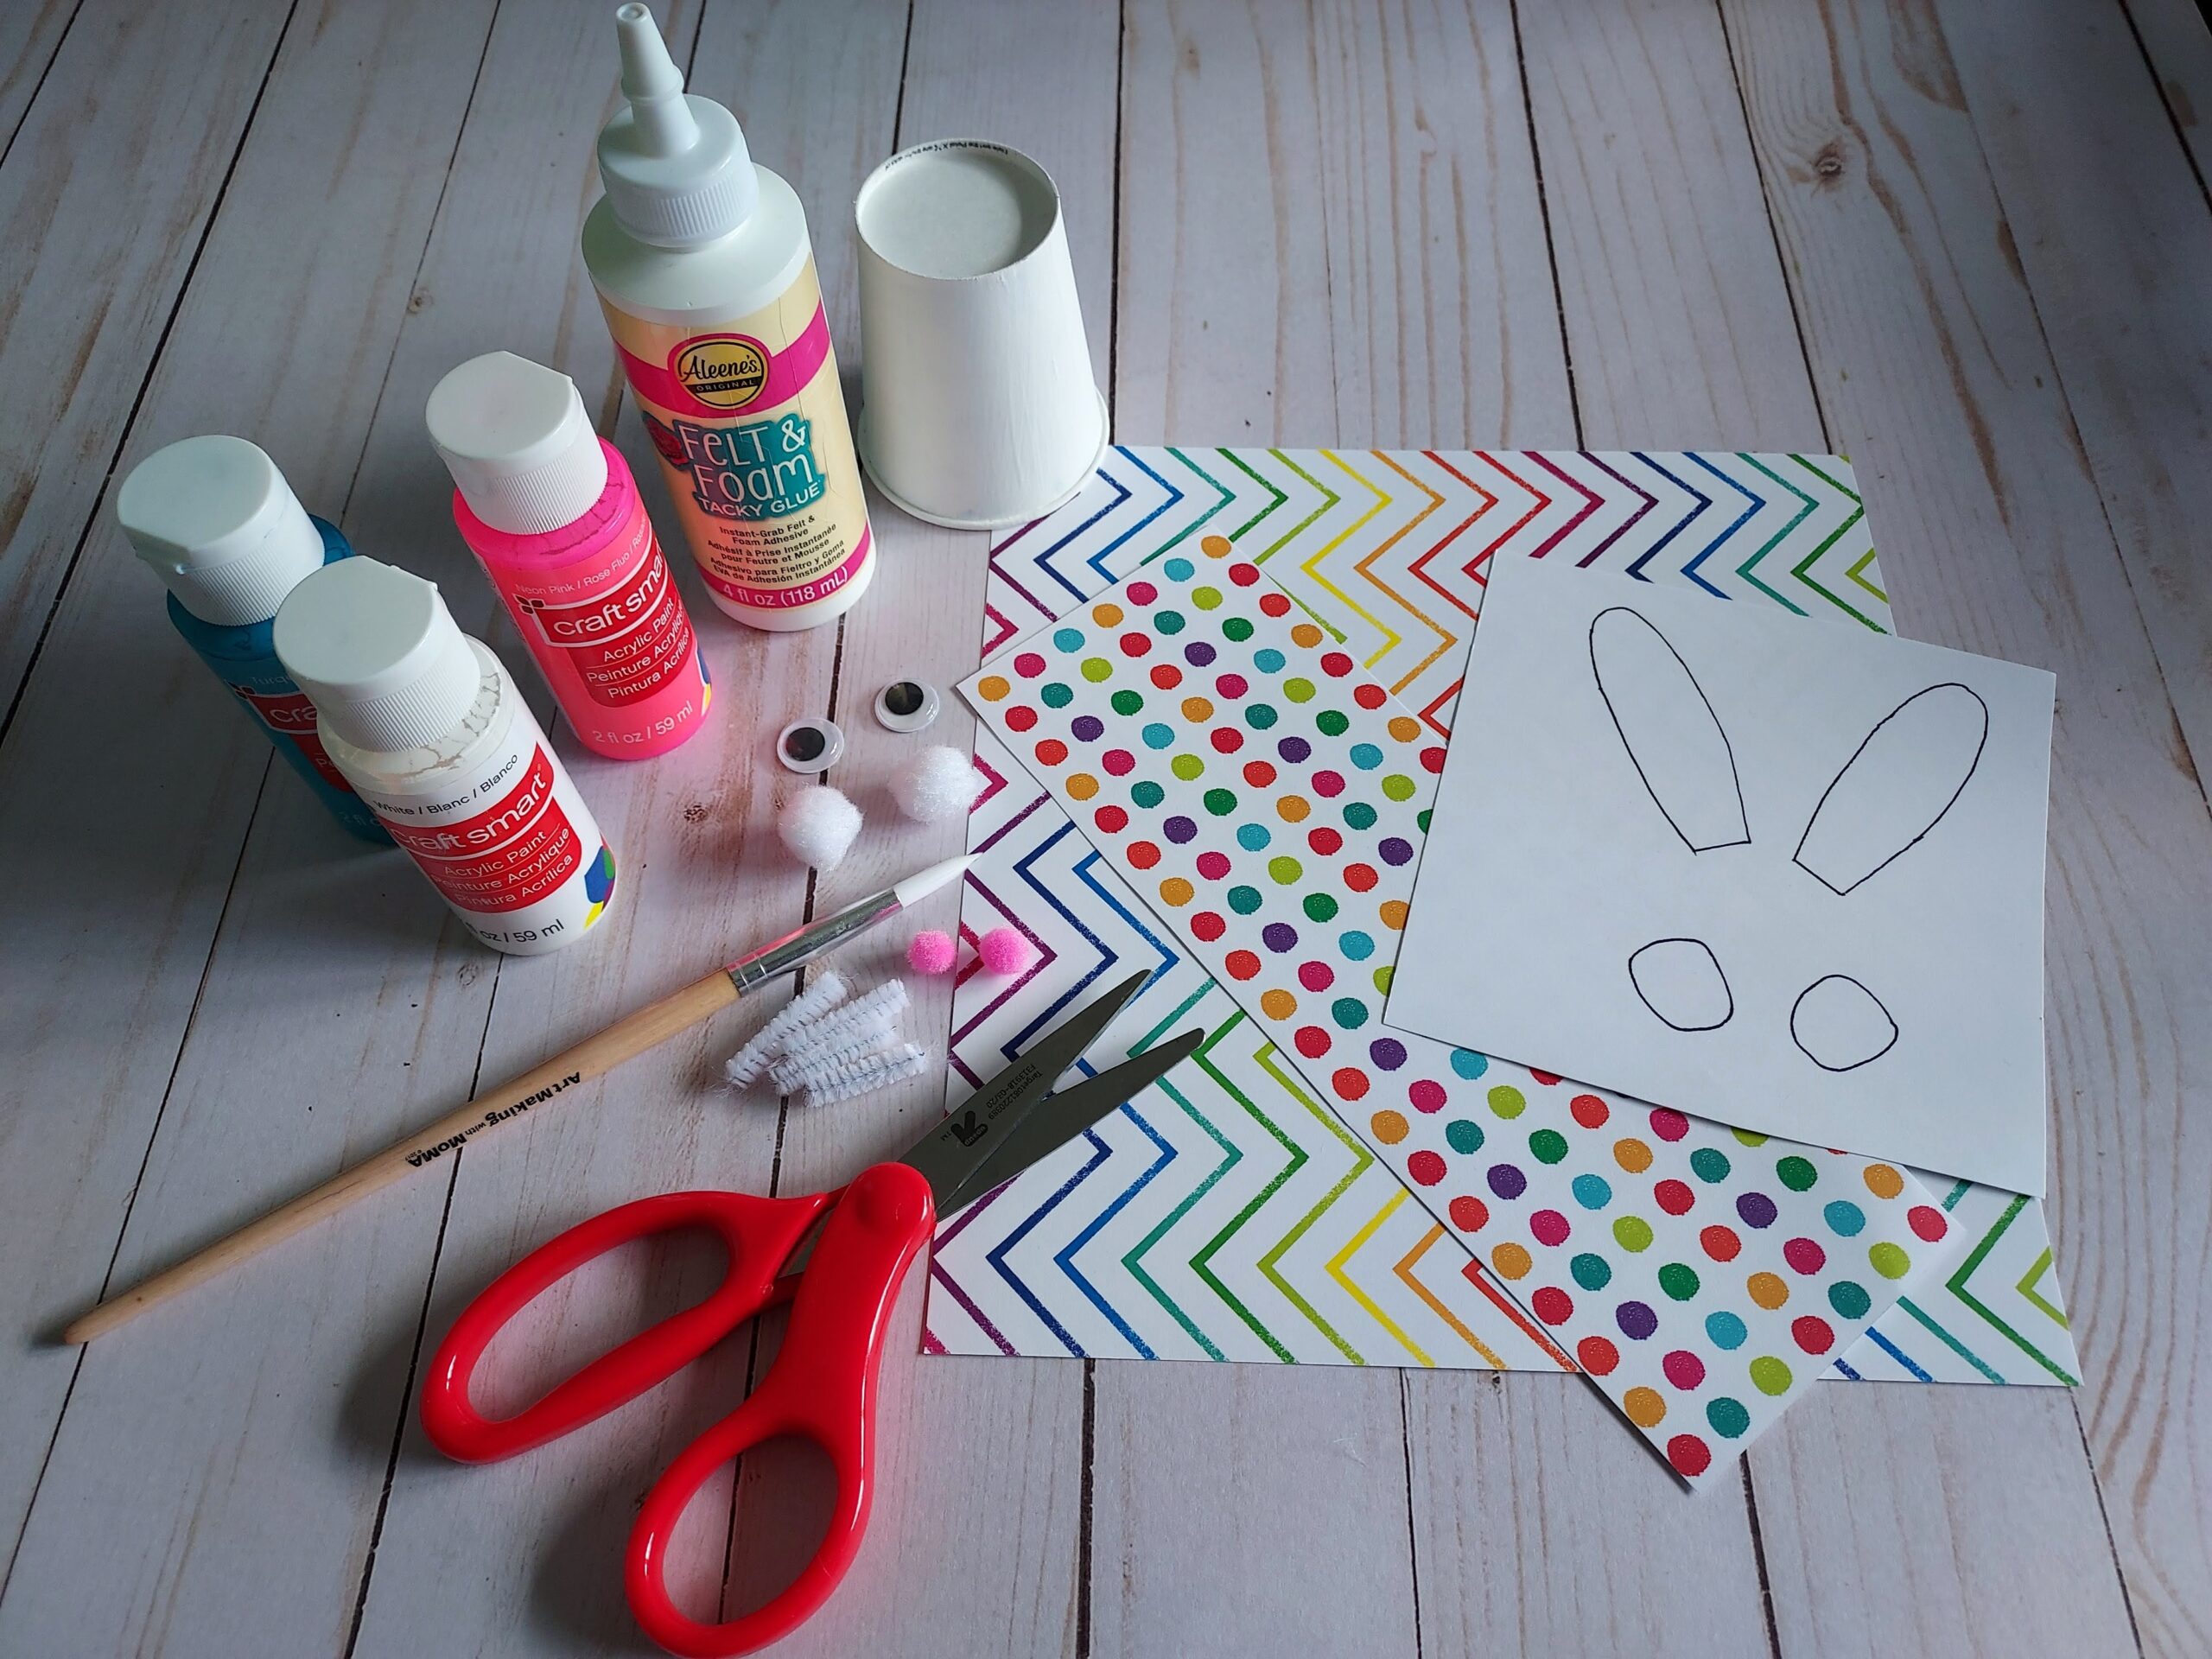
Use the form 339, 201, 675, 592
976, 925, 1039, 976
906, 930, 957, 976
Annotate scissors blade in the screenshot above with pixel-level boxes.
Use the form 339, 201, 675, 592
893, 969, 1152, 1211
939, 1026, 1205, 1214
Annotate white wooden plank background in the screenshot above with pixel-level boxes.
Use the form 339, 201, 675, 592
0, 1, 2204, 1655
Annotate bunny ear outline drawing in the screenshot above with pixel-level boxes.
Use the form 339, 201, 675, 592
1588, 606, 1989, 1073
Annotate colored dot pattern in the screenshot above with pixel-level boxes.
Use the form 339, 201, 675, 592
961, 531, 1942, 1484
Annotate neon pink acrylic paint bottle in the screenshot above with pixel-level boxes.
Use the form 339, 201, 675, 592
426, 351, 711, 759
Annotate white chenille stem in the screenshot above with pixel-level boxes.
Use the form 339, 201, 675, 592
789, 978, 907, 1056
804, 1044, 930, 1108
768, 1022, 899, 1092
771, 1000, 901, 1077
780, 1038, 915, 1096
776, 1006, 893, 1070
722, 969, 849, 1087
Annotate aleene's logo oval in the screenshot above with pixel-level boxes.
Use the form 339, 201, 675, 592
673, 334, 770, 410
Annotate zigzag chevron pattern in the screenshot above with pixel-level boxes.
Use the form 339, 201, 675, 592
1836, 1174, 2078, 1384
982, 448, 1886, 734
930, 446, 2075, 1390
931, 726, 1569, 1372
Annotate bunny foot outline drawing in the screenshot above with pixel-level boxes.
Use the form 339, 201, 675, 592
1589, 607, 1989, 1072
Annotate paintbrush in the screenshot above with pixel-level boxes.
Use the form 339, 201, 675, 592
64, 854, 975, 1344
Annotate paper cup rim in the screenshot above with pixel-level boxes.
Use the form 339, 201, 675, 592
854, 139, 1067, 285
857, 389, 1109, 530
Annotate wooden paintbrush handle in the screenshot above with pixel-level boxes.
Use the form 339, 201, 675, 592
63, 969, 741, 1344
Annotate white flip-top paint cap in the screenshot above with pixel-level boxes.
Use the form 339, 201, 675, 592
427, 352, 609, 535
274, 558, 483, 753
855, 140, 1106, 528
117, 435, 325, 626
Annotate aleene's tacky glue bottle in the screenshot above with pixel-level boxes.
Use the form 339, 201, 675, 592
427, 350, 712, 759
582, 3, 873, 630
118, 435, 390, 842
273, 558, 616, 956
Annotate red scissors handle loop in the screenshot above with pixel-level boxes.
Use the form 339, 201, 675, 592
625, 1162, 935, 1658
421, 1188, 833, 1463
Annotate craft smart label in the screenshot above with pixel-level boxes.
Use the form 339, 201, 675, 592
359, 715, 616, 950
229, 682, 352, 790
507, 511, 698, 710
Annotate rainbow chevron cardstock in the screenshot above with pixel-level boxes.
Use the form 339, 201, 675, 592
1839, 1172, 2078, 1384
928, 763, 1573, 1371
958, 532, 1952, 1485
926, 448, 2077, 1477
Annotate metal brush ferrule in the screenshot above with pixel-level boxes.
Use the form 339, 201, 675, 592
724, 885, 903, 995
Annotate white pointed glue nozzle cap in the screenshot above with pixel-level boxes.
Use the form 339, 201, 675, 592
273, 558, 485, 753
427, 352, 608, 535
597, 3, 756, 248
117, 435, 325, 626
615, 3, 695, 149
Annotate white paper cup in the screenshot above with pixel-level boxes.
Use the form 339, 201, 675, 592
855, 140, 1108, 529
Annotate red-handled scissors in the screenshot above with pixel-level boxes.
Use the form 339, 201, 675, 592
421, 971, 1195, 1658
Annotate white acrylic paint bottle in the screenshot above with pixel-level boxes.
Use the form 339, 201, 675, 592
273, 557, 617, 956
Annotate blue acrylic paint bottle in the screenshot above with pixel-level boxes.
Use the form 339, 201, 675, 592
118, 436, 391, 842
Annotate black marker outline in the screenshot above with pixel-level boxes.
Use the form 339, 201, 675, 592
1789, 975, 1899, 1071
1589, 607, 1751, 855
1793, 681, 1989, 896
1628, 937, 1736, 1032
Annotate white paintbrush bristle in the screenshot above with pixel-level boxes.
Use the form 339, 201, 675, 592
892, 852, 976, 907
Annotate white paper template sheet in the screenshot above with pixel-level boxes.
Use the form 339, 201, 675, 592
1387, 556, 2056, 1196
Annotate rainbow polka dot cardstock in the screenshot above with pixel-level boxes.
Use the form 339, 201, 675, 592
960, 538, 1948, 1485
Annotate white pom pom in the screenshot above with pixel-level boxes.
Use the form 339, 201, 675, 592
779, 785, 862, 869
890, 744, 983, 823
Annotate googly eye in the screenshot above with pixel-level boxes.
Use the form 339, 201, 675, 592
873, 677, 941, 734
776, 718, 845, 773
